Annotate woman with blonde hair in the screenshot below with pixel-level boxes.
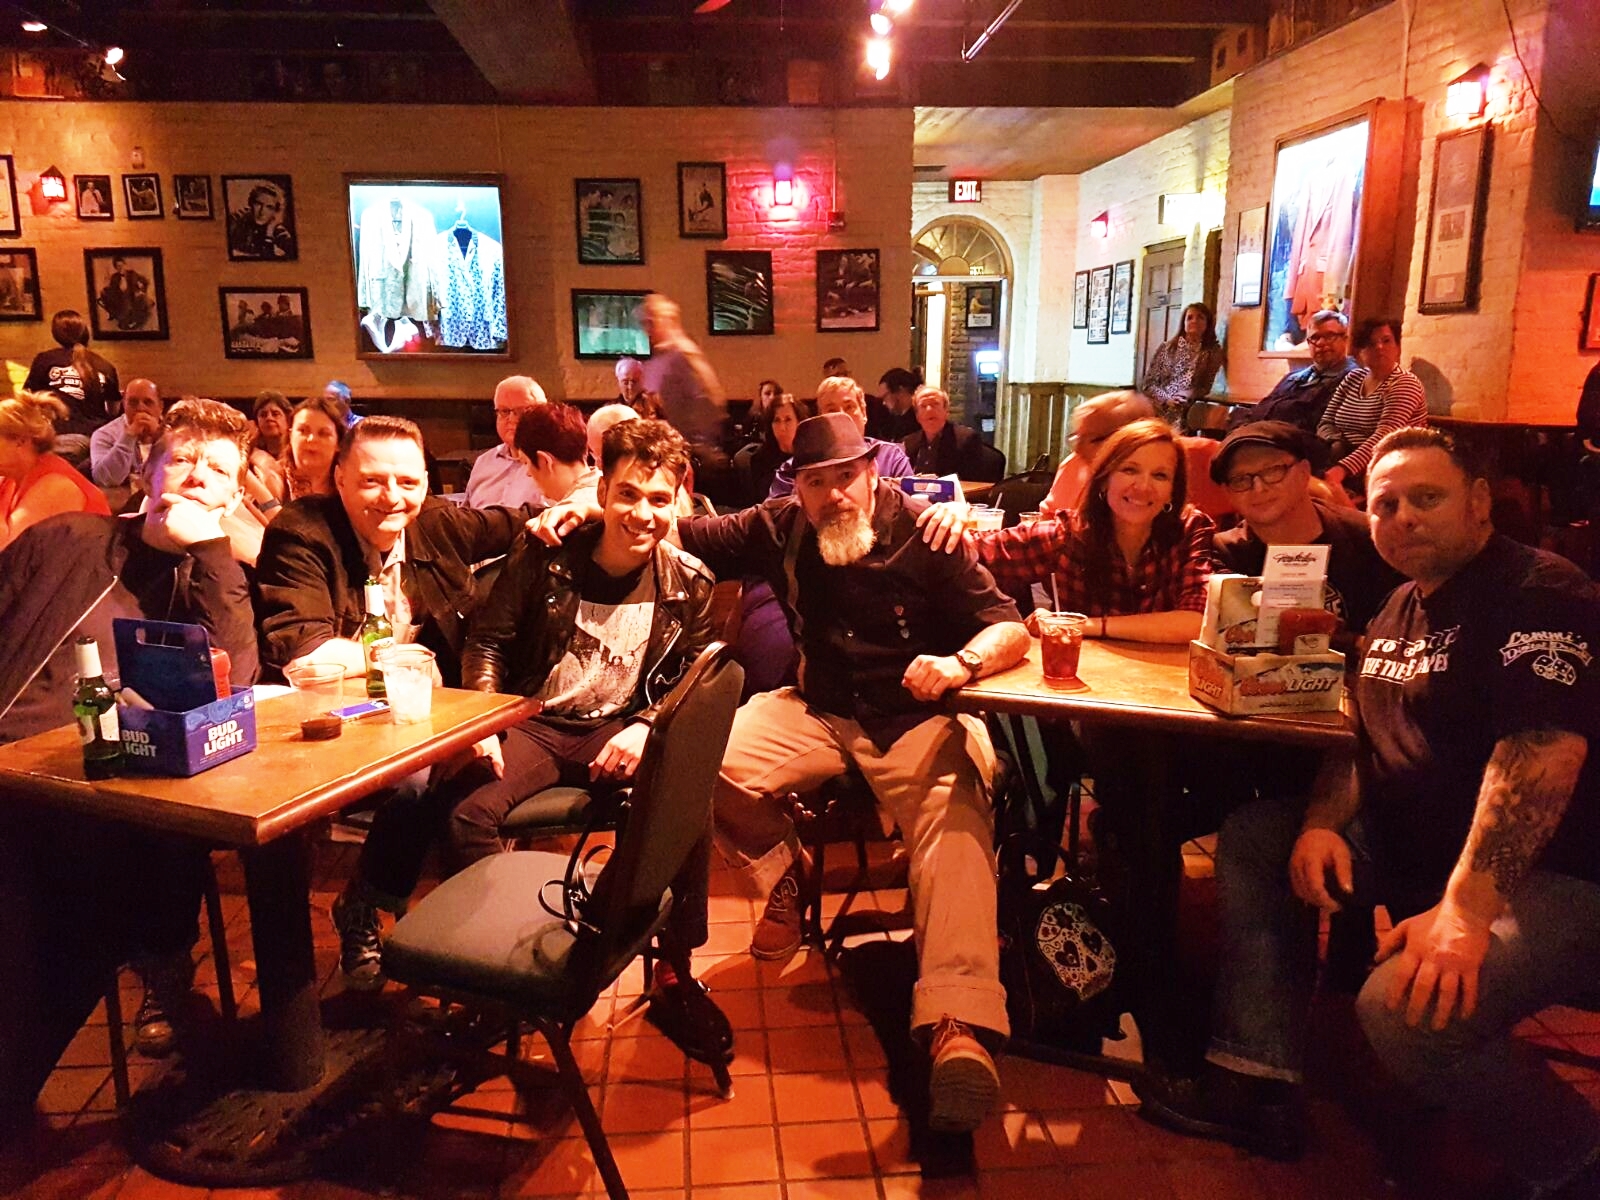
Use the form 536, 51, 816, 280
0, 391, 112, 551
641, 292, 727, 460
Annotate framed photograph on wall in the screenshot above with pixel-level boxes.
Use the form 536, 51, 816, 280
678, 162, 726, 239
75, 175, 113, 221
0, 249, 41, 320
219, 286, 312, 359
1419, 125, 1492, 314
346, 174, 510, 359
1261, 111, 1371, 352
174, 174, 213, 220
576, 178, 644, 265
223, 174, 297, 261
965, 282, 996, 330
1110, 261, 1134, 334
816, 248, 880, 332
84, 248, 167, 340
0, 155, 19, 237
1582, 274, 1600, 352
1086, 265, 1112, 345
123, 174, 163, 220
1233, 205, 1268, 307
572, 289, 651, 360
1073, 270, 1089, 328
706, 250, 774, 336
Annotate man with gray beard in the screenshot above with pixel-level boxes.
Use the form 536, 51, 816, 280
528, 412, 1029, 1132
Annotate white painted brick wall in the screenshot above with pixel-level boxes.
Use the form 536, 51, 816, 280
0, 103, 913, 404
1070, 110, 1233, 387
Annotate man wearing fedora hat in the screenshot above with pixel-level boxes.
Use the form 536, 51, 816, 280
528, 411, 1029, 1132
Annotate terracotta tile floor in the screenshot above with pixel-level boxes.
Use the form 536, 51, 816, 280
2, 838, 1598, 1199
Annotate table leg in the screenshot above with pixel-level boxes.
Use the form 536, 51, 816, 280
241, 831, 324, 1091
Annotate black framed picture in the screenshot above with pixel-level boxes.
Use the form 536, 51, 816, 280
0, 155, 19, 238
174, 174, 213, 220
75, 175, 113, 221
678, 162, 727, 239
84, 248, 168, 340
1419, 125, 1492, 314
1581, 274, 1600, 352
965, 282, 997, 330
1110, 260, 1134, 335
706, 250, 774, 336
0, 249, 42, 321
1072, 270, 1089, 329
572, 289, 652, 359
222, 174, 297, 261
816, 248, 880, 332
576, 178, 644, 265
122, 174, 162, 220
1086, 265, 1112, 345
219, 286, 312, 359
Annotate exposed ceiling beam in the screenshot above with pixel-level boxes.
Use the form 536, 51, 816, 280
910, 0, 1268, 25
903, 26, 1215, 63
908, 59, 1201, 107
428, 0, 594, 102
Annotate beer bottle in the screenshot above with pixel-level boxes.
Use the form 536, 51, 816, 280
73, 637, 124, 780
360, 578, 394, 699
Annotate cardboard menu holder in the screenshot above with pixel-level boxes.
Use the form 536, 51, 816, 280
1188, 567, 1345, 716
112, 618, 256, 777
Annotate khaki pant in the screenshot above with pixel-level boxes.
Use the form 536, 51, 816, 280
713, 688, 1009, 1037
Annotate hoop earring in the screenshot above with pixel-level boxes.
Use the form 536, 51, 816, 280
1163, 502, 1174, 513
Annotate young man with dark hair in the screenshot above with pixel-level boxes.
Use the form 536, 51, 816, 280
868, 366, 921, 442
330, 420, 727, 1052
0, 398, 261, 1136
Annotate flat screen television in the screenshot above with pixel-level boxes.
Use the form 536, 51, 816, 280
1579, 125, 1600, 233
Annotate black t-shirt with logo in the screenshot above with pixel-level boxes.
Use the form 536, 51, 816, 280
1355, 534, 1600, 897
1213, 501, 1403, 634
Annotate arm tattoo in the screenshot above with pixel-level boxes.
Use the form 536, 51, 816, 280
1461, 729, 1588, 897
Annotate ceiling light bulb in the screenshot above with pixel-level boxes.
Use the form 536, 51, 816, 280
21, 20, 47, 33
866, 36, 891, 80
884, 0, 914, 14
104, 46, 124, 66
869, 12, 892, 35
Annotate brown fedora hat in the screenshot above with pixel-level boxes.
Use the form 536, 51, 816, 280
790, 412, 879, 473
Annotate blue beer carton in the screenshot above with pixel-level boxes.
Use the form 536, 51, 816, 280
112, 619, 257, 776
900, 474, 959, 504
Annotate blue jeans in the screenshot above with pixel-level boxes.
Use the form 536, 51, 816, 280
1210, 794, 1600, 1189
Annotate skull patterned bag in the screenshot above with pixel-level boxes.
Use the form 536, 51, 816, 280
997, 834, 1125, 1048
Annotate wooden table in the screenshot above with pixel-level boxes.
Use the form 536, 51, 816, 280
0, 684, 537, 1093
949, 637, 1354, 1074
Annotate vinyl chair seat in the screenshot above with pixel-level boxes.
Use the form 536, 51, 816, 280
500, 786, 599, 838
383, 849, 668, 1018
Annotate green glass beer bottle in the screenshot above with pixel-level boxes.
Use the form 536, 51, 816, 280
73, 636, 124, 780
361, 577, 394, 699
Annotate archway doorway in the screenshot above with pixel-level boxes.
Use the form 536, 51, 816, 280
911, 217, 1011, 445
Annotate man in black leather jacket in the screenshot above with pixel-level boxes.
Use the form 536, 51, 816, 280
332, 420, 727, 1051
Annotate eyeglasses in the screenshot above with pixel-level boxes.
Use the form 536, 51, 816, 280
493, 407, 523, 418
1224, 462, 1297, 493
1305, 332, 1347, 345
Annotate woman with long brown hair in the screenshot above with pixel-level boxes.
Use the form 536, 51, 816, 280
22, 310, 120, 466
1143, 302, 1225, 429
923, 418, 1216, 643
280, 393, 350, 501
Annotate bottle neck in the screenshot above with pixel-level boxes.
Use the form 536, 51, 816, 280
364, 581, 386, 618
74, 638, 104, 680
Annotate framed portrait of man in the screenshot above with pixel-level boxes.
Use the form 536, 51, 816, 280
0, 249, 42, 321
75, 175, 113, 222
222, 174, 297, 261
678, 162, 726, 239
174, 174, 214, 220
576, 178, 644, 265
816, 248, 880, 332
84, 247, 168, 340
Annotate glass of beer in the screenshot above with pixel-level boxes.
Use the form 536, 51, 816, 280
1036, 611, 1088, 690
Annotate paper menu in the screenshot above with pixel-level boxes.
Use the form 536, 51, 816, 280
1256, 544, 1330, 647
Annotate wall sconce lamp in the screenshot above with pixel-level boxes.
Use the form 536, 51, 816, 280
865, 35, 891, 80
1089, 210, 1110, 238
1446, 63, 1490, 120
772, 165, 794, 210
38, 165, 66, 201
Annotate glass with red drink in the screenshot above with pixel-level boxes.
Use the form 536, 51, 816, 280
1037, 611, 1088, 690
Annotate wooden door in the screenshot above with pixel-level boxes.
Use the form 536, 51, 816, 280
1137, 245, 1186, 389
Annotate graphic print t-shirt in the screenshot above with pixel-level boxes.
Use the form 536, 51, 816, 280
1355, 535, 1600, 894
538, 563, 656, 724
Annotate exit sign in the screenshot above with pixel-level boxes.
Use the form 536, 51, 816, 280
949, 179, 982, 203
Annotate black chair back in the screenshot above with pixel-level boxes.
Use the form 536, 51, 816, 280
972, 439, 1008, 483
581, 641, 744, 980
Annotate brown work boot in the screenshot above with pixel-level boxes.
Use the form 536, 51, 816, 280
927, 1016, 1001, 1133
750, 855, 807, 961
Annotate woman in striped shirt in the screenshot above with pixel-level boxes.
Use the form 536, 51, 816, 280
1317, 316, 1427, 494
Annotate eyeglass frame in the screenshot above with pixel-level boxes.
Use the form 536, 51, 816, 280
1305, 330, 1348, 345
1224, 459, 1303, 494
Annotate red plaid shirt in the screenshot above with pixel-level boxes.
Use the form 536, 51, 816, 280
974, 506, 1217, 617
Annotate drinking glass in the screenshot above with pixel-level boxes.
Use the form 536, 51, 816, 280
1036, 611, 1088, 690
284, 663, 346, 722
969, 505, 1006, 533
375, 645, 437, 724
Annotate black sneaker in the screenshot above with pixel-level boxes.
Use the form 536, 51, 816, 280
332, 887, 385, 991
130, 951, 195, 1057
645, 963, 734, 1066
1134, 1065, 1308, 1161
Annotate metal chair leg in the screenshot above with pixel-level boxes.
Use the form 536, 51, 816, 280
105, 975, 132, 1108
201, 854, 237, 1023
543, 1020, 628, 1200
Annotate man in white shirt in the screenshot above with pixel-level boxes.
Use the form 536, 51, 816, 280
88, 378, 164, 492
464, 375, 547, 509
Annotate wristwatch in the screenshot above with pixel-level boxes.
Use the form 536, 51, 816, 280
955, 648, 984, 682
